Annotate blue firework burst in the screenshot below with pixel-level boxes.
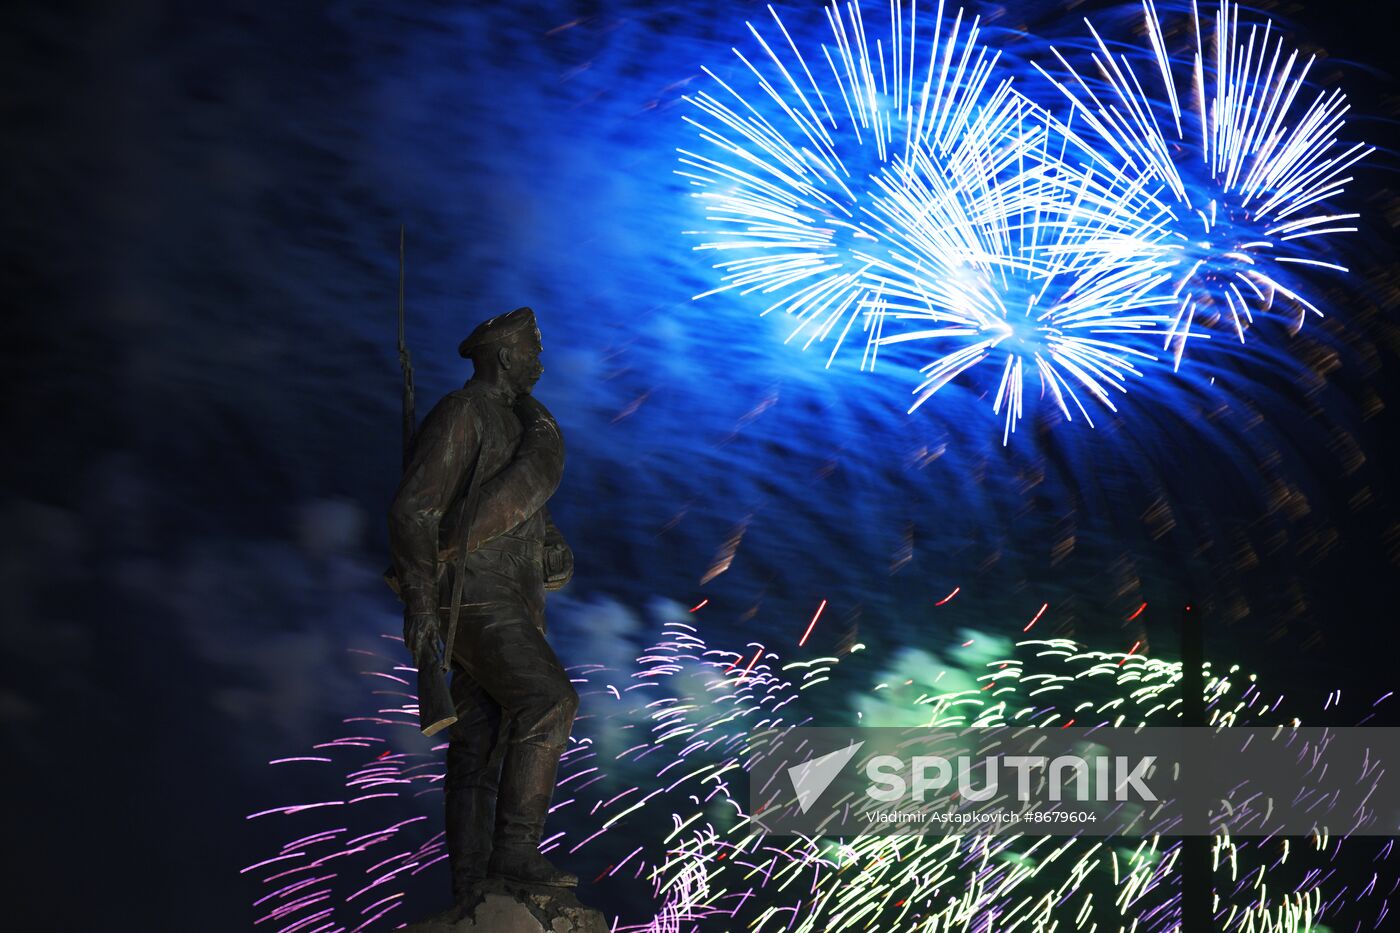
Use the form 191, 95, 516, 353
679, 0, 1016, 363
1036, 0, 1371, 368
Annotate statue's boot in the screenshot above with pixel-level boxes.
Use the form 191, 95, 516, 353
446, 779, 497, 901
488, 743, 579, 887
445, 675, 508, 904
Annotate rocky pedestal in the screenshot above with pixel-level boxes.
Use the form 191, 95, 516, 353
402, 878, 609, 933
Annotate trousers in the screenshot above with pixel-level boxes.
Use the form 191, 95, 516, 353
438, 553, 578, 895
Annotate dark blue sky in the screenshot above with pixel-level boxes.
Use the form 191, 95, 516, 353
4, 0, 1399, 928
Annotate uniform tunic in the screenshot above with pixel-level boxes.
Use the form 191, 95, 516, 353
387, 380, 577, 754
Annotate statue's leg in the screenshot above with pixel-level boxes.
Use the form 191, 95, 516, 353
458, 613, 580, 887
445, 664, 507, 901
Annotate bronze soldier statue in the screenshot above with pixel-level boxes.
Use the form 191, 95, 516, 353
388, 307, 581, 902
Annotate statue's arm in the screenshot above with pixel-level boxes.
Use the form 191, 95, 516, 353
466, 396, 565, 549
388, 395, 479, 618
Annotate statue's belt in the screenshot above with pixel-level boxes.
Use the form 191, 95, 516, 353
437, 532, 541, 565
385, 534, 544, 599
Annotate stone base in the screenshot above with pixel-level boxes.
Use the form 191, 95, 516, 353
402, 878, 608, 933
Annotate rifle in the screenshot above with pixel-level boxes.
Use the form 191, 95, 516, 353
398, 226, 415, 470
396, 226, 459, 737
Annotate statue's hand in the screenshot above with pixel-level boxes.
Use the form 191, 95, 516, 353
508, 395, 563, 469
515, 395, 557, 430
403, 610, 442, 654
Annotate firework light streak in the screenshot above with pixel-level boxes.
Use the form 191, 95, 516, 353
644, 634, 1392, 932
1036, 0, 1372, 368
247, 610, 1394, 932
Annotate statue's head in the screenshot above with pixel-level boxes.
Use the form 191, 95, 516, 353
459, 306, 544, 395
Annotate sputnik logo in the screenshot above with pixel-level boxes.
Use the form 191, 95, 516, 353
787, 741, 865, 813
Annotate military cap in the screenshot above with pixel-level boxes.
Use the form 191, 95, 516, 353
458, 306, 538, 358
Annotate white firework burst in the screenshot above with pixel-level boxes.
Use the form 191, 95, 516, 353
1036, 0, 1371, 367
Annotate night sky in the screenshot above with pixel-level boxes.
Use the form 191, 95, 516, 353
4, 0, 1399, 929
